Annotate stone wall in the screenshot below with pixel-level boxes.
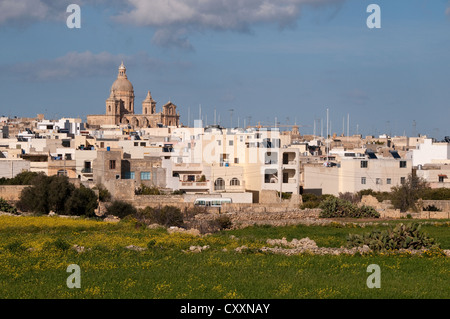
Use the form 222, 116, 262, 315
0, 185, 28, 201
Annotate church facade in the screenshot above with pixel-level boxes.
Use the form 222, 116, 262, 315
87, 62, 181, 128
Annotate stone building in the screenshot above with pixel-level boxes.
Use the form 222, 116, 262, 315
87, 62, 181, 128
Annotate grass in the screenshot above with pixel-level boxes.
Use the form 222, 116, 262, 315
0, 215, 449, 299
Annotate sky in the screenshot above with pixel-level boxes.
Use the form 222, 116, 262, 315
0, 0, 449, 140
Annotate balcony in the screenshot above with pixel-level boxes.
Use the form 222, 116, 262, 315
179, 180, 210, 191
81, 167, 93, 175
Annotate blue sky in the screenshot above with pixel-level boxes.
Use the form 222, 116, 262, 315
0, 0, 449, 139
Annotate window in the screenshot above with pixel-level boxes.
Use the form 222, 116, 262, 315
123, 171, 135, 179
361, 177, 366, 185
141, 172, 151, 180
230, 178, 240, 186
387, 178, 392, 185
400, 161, 407, 168
57, 169, 67, 176
376, 178, 382, 185
214, 178, 225, 190
217, 140, 221, 146
229, 140, 233, 146
361, 161, 368, 168
140, 142, 146, 146
401, 177, 406, 184
234, 158, 239, 164
109, 160, 116, 170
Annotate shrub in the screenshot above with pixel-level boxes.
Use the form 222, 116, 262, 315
65, 185, 98, 217
141, 205, 184, 227
94, 184, 111, 202
346, 223, 440, 251
423, 205, 441, 212
135, 184, 161, 195
420, 188, 450, 200
0, 198, 18, 214
215, 215, 233, 230
106, 200, 137, 219
0, 171, 40, 185
319, 197, 379, 218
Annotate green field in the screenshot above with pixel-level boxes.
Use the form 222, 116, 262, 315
0, 215, 449, 299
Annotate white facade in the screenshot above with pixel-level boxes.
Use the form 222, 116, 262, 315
409, 139, 450, 167
304, 156, 412, 196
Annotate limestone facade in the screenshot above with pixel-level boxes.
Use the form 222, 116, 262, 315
87, 62, 181, 128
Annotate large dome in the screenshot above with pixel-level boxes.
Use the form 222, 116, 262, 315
111, 78, 133, 92
111, 61, 134, 92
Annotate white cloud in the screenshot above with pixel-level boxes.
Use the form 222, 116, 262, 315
114, 0, 346, 48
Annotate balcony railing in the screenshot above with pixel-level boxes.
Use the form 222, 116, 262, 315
81, 168, 93, 174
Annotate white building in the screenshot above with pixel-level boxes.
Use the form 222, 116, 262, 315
303, 154, 412, 196
409, 139, 450, 167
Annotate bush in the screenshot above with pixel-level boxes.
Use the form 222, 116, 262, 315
319, 197, 379, 218
65, 185, 98, 217
215, 215, 233, 230
0, 171, 40, 185
135, 184, 161, 195
106, 200, 137, 219
423, 205, 441, 212
138, 205, 184, 227
347, 223, 440, 251
94, 184, 111, 202
357, 189, 391, 202
421, 188, 450, 200
300, 193, 335, 209
0, 198, 18, 214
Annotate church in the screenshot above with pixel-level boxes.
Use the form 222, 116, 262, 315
87, 62, 181, 128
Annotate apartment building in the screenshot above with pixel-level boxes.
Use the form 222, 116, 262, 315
303, 152, 412, 196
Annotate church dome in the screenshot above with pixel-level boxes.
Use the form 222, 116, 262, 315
111, 61, 134, 92
111, 78, 134, 92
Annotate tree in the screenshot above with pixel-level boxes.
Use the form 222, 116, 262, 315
390, 174, 429, 212
17, 174, 97, 216
65, 184, 98, 217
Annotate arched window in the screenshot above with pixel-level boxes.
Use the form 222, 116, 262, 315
214, 178, 225, 190
108, 105, 111, 113
230, 178, 240, 186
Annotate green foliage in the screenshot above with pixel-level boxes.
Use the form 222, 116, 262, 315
319, 197, 380, 218
420, 188, 450, 200
135, 184, 161, 195
137, 205, 184, 227
357, 189, 391, 202
106, 200, 137, 219
94, 183, 111, 202
0, 198, 18, 214
0, 171, 40, 185
390, 174, 429, 212
16, 175, 97, 216
44, 238, 71, 251
423, 205, 441, 212
214, 215, 233, 230
65, 185, 98, 217
5, 240, 27, 252
300, 193, 335, 209
346, 223, 440, 251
